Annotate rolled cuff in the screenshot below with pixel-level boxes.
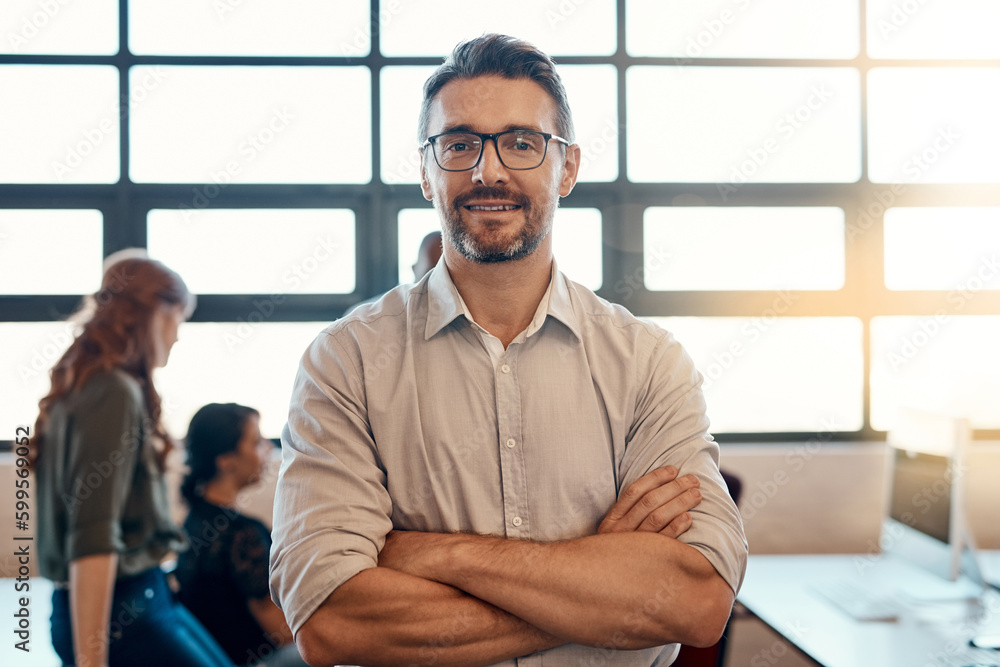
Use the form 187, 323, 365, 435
67, 519, 122, 562
271, 547, 377, 637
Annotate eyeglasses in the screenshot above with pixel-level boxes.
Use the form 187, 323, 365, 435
421, 129, 570, 172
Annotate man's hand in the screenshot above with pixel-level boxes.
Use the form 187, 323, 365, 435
598, 466, 702, 537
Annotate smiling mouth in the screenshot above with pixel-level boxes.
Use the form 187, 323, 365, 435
465, 204, 521, 212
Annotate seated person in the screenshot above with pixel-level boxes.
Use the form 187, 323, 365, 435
176, 403, 305, 667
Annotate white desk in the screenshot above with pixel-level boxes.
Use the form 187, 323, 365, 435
738, 553, 1000, 667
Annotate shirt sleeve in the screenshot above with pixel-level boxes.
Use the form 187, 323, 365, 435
269, 329, 394, 636
619, 329, 749, 596
64, 373, 144, 562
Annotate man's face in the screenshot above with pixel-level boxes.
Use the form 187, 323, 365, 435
420, 75, 580, 264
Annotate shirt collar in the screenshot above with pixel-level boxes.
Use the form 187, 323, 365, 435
424, 258, 583, 342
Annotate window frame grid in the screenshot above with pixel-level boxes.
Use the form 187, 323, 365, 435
1, 0, 998, 443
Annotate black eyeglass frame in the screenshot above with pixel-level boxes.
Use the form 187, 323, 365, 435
420, 130, 571, 172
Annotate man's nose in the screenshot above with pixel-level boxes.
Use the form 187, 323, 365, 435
470, 137, 508, 186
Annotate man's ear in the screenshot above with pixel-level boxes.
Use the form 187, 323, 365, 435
420, 152, 434, 201
559, 143, 582, 198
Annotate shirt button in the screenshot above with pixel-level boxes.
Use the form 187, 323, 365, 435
505, 438, 516, 448
512, 516, 523, 527
501, 364, 511, 373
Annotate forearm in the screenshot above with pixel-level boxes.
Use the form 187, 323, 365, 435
296, 566, 561, 667
69, 552, 118, 667
390, 531, 734, 649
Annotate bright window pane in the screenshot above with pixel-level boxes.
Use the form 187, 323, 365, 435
0, 210, 103, 294
885, 208, 1000, 291
129, 66, 370, 184
867, 0, 1000, 59
396, 208, 602, 290
627, 67, 861, 183
868, 68, 1000, 184
0, 65, 119, 184
871, 316, 1000, 430
1, 0, 118, 55
644, 207, 844, 291
0, 322, 77, 439
379, 0, 617, 56
560, 66, 618, 183
398, 209, 442, 284
129, 0, 369, 56
154, 323, 323, 438
148, 209, 356, 294
380, 66, 437, 185
553, 208, 603, 290
627, 0, 859, 59
380, 65, 618, 184
652, 317, 864, 433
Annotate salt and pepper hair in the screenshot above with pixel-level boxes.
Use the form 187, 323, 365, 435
418, 33, 576, 143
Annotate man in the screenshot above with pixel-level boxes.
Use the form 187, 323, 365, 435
270, 34, 747, 667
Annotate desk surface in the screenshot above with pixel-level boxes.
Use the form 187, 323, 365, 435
738, 553, 1000, 667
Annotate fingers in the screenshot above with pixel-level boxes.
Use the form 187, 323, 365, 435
598, 467, 703, 535
634, 477, 701, 533
658, 511, 693, 539
598, 466, 680, 534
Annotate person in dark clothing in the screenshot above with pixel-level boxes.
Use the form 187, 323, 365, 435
177, 403, 305, 667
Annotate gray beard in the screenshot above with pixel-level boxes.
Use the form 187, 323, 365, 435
440, 187, 554, 263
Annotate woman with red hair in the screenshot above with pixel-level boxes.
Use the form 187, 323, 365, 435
33, 251, 231, 667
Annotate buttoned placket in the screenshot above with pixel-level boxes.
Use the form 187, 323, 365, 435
494, 345, 530, 540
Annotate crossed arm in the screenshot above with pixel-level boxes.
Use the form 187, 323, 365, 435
294, 467, 735, 667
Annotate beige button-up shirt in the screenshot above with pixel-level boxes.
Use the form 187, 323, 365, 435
271, 261, 747, 666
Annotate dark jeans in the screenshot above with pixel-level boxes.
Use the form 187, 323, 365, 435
51, 567, 232, 667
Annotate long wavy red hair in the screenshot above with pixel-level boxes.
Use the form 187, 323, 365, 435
31, 252, 195, 468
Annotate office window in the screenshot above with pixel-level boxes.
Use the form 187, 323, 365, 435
128, 0, 371, 56
0, 66, 120, 183
884, 208, 1000, 291
627, 67, 862, 183
871, 316, 1000, 431
0, 210, 103, 294
643, 207, 844, 291
867, 68, 1000, 184
147, 209, 356, 294
155, 323, 324, 438
626, 0, 859, 59
1, 0, 118, 55
129, 66, 371, 184
0, 322, 77, 439
652, 317, 864, 433
865, 0, 1000, 59
378, 0, 618, 57
3, 1, 999, 443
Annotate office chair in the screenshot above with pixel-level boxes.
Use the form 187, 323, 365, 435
672, 468, 743, 667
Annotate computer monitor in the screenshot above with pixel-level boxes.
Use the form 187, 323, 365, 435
881, 408, 980, 584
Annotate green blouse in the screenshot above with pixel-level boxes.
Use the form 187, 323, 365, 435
36, 370, 186, 583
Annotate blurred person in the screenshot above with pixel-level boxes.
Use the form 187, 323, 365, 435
176, 403, 306, 667
411, 229, 443, 280
33, 251, 232, 667
272, 34, 747, 666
